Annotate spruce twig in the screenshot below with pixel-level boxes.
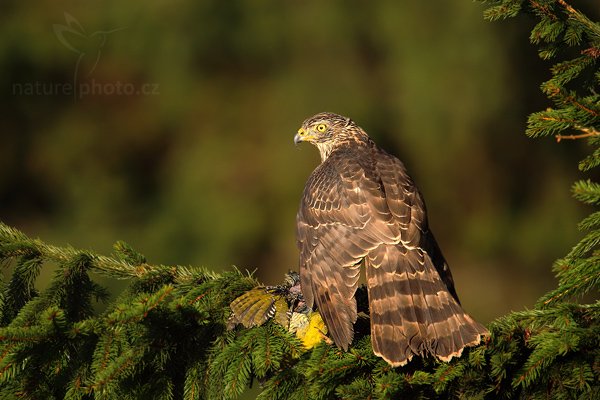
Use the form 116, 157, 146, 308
556, 127, 600, 142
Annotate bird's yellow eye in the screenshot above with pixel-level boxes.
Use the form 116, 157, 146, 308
316, 124, 327, 132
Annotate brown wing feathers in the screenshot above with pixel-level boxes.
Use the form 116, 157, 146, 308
297, 115, 487, 366
368, 149, 486, 366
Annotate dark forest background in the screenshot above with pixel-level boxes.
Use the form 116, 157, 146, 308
2, 1, 598, 324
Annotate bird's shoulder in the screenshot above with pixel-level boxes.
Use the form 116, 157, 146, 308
304, 141, 378, 190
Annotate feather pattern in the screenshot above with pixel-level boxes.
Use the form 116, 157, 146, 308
296, 112, 488, 366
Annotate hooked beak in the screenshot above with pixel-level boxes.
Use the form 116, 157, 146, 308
294, 128, 309, 145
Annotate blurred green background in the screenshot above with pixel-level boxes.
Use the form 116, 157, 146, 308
1, 1, 598, 324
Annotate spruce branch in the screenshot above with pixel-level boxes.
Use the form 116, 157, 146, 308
556, 126, 600, 142
557, 0, 600, 39
0, 222, 185, 281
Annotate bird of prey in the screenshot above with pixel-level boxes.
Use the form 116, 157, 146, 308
294, 112, 488, 367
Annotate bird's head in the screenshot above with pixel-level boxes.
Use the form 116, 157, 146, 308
294, 112, 364, 161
